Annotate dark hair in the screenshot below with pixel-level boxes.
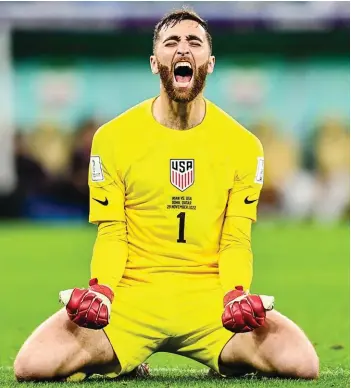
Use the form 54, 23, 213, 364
153, 7, 212, 53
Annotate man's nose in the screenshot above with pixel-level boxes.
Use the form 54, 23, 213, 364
177, 42, 190, 56
177, 49, 190, 56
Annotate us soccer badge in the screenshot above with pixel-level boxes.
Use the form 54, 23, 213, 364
170, 159, 195, 192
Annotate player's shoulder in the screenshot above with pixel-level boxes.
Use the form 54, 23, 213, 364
93, 97, 154, 141
206, 99, 263, 151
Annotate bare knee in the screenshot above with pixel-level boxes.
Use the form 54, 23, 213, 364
280, 352, 319, 379
274, 344, 319, 380
297, 351, 319, 380
14, 352, 57, 382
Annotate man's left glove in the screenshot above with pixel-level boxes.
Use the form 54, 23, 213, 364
59, 278, 114, 330
222, 286, 274, 333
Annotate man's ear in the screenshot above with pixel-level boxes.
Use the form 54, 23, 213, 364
207, 56, 215, 75
150, 55, 159, 75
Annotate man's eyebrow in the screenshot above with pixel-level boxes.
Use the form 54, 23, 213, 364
162, 35, 204, 44
186, 35, 203, 43
163, 35, 181, 43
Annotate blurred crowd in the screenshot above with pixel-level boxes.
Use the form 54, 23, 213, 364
0, 119, 97, 220
0, 116, 349, 223
253, 117, 349, 223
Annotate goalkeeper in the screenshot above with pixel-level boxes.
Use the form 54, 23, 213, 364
14, 8, 318, 382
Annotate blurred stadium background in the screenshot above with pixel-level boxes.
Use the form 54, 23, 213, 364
0, 1, 349, 222
0, 2, 349, 385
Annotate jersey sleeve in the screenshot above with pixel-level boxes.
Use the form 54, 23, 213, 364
91, 221, 128, 289
88, 127, 125, 224
219, 216, 253, 293
226, 136, 264, 222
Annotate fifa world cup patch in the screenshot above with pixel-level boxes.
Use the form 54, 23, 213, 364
90, 155, 104, 182
254, 157, 264, 184
170, 159, 194, 192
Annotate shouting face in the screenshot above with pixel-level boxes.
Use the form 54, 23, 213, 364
151, 19, 215, 103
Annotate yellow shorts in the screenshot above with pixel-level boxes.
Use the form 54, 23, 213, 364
104, 282, 234, 376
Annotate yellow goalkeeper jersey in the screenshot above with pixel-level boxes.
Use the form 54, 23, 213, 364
89, 97, 264, 287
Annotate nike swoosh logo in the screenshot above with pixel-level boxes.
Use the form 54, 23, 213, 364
244, 196, 258, 204
93, 197, 108, 206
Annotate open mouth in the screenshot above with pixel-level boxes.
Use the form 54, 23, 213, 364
173, 61, 193, 85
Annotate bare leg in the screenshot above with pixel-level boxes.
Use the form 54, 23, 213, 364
14, 308, 119, 381
219, 310, 319, 379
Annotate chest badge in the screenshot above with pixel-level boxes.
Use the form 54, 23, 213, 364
170, 159, 195, 192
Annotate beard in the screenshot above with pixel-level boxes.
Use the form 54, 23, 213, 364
157, 60, 209, 103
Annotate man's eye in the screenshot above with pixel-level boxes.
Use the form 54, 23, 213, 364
165, 42, 177, 47
190, 42, 201, 47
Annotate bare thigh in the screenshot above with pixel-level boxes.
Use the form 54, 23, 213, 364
14, 308, 119, 381
219, 310, 319, 379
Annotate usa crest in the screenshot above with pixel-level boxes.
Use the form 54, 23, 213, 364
170, 159, 195, 192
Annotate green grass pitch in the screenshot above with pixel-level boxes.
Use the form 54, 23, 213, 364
0, 221, 349, 387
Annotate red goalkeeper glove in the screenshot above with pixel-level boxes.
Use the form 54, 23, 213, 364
59, 278, 114, 330
222, 286, 274, 333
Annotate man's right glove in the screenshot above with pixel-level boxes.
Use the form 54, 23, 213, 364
59, 278, 114, 330
222, 286, 274, 333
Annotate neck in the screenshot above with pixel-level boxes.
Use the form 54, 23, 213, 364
153, 89, 206, 130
